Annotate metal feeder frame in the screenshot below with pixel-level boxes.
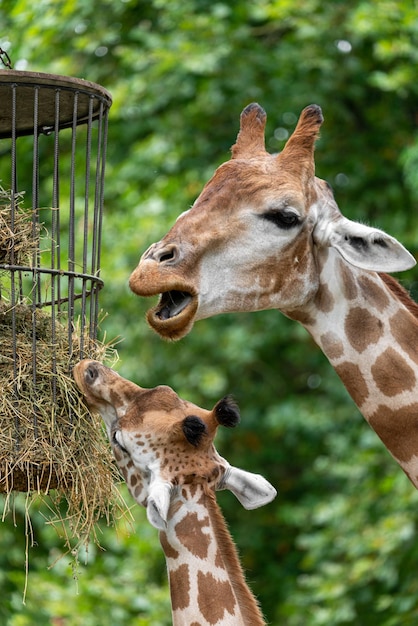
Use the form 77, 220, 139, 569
0, 70, 112, 491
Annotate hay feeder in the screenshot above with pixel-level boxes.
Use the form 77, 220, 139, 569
0, 70, 120, 542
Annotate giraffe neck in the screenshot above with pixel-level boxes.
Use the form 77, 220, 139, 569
292, 249, 418, 487
159, 483, 265, 626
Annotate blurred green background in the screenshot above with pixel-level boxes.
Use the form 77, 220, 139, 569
2, 1, 418, 624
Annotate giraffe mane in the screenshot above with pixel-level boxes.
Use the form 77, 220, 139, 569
203, 487, 265, 625
380, 272, 418, 319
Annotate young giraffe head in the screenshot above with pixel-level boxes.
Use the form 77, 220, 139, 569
129, 103, 415, 340
73, 359, 276, 529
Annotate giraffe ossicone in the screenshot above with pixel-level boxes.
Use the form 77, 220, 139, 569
73, 359, 276, 625
129, 103, 418, 488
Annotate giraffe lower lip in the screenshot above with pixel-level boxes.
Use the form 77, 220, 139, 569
156, 290, 193, 320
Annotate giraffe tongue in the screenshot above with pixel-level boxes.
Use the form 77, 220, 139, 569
157, 291, 192, 320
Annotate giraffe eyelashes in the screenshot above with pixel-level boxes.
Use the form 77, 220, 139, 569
260, 209, 300, 230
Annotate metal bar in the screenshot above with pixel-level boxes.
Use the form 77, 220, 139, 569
67, 91, 79, 366
50, 88, 61, 411
55, 95, 62, 317
0, 264, 104, 283
79, 97, 94, 356
92, 102, 108, 340
10, 82, 19, 446
31, 85, 40, 439
90, 101, 102, 339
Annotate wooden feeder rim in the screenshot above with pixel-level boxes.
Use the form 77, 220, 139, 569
0, 70, 112, 139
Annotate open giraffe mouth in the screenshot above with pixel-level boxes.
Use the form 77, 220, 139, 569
128, 265, 199, 340
147, 289, 199, 340
155, 290, 193, 321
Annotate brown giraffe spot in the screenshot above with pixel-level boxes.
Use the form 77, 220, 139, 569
339, 259, 358, 300
175, 512, 211, 559
169, 563, 190, 611
371, 347, 416, 396
369, 403, 418, 463
320, 331, 344, 360
390, 309, 418, 366
313, 283, 334, 313
345, 307, 384, 353
159, 531, 179, 559
334, 361, 369, 407
190, 623, 203, 626
357, 275, 390, 311
284, 309, 316, 326
130, 474, 138, 487
184, 484, 204, 500
197, 571, 237, 624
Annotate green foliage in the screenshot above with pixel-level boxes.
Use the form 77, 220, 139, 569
2, 0, 418, 624
0, 490, 171, 626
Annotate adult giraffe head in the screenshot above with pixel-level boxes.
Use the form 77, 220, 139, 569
129, 103, 415, 341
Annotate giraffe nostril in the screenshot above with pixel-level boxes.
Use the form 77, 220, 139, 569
160, 251, 175, 262
85, 364, 98, 383
157, 244, 178, 264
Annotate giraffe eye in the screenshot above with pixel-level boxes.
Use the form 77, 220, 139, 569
261, 210, 300, 230
112, 430, 129, 454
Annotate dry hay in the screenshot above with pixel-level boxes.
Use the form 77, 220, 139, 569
0, 186, 39, 266
0, 185, 129, 581
0, 301, 127, 553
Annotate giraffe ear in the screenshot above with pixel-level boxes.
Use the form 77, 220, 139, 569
325, 218, 416, 272
147, 480, 172, 530
220, 465, 277, 510
182, 415, 207, 446
214, 396, 240, 427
